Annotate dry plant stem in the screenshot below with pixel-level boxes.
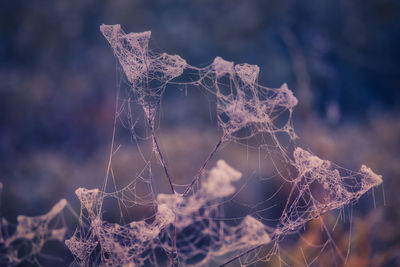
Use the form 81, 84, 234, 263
221, 232, 281, 267
145, 62, 175, 194
219, 244, 263, 267
149, 119, 175, 194
319, 216, 345, 262
280, 180, 298, 219
183, 135, 225, 196
168, 223, 177, 267
144, 62, 177, 266
99, 86, 120, 214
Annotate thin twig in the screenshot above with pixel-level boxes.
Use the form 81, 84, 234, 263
219, 244, 262, 267
100, 75, 120, 214
183, 136, 224, 196
149, 119, 175, 194
280, 180, 298, 220
145, 60, 175, 194
320, 216, 345, 262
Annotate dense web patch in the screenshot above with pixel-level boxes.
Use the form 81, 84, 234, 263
61, 24, 383, 266
0, 189, 67, 266
66, 161, 271, 266
275, 148, 382, 237
100, 24, 186, 123
212, 57, 298, 143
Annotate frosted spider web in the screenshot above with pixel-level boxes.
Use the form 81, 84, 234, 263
0, 183, 67, 266
64, 24, 382, 266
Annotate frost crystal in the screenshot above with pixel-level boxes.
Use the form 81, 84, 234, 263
212, 57, 234, 78
234, 63, 260, 84
360, 164, 383, 188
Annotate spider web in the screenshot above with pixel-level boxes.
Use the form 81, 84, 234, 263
0, 186, 68, 267
65, 24, 382, 266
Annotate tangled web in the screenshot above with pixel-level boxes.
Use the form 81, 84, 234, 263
0, 185, 67, 266
66, 161, 270, 266
276, 148, 382, 237
101, 25, 186, 123
213, 56, 298, 143
64, 24, 382, 266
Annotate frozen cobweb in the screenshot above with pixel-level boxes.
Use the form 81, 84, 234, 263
0, 189, 67, 266
212, 57, 298, 143
275, 148, 382, 237
64, 24, 382, 266
66, 160, 270, 266
100, 24, 186, 123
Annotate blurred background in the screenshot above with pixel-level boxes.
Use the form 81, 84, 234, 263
1, 0, 399, 266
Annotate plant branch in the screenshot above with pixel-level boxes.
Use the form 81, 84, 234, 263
183, 135, 224, 196
219, 244, 263, 267
145, 59, 175, 194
